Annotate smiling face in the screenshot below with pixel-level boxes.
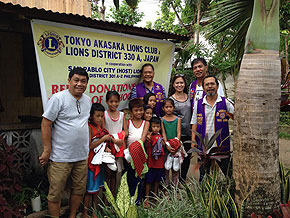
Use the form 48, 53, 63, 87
148, 96, 157, 109
106, 95, 119, 111
131, 106, 144, 119
173, 77, 185, 93
203, 77, 218, 97
68, 74, 88, 98
193, 61, 207, 80
142, 66, 155, 83
143, 108, 153, 121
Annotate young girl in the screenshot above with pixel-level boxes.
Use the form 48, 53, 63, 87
104, 91, 128, 196
83, 103, 110, 218
143, 105, 153, 122
143, 93, 157, 116
145, 117, 164, 207
161, 98, 181, 186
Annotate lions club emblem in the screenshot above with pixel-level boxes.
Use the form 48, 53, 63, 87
37, 31, 65, 58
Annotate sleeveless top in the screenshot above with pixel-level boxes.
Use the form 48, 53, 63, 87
162, 117, 178, 140
127, 120, 145, 146
170, 95, 192, 137
104, 111, 124, 134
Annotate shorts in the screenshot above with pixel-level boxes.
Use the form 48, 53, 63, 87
145, 168, 164, 183
47, 159, 88, 202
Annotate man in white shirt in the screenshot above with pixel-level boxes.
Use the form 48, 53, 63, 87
189, 58, 224, 109
39, 67, 91, 217
191, 75, 234, 182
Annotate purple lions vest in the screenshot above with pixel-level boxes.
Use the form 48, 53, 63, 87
190, 80, 205, 109
196, 96, 230, 152
135, 81, 165, 117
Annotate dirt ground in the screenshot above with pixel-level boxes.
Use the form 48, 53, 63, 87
187, 138, 290, 181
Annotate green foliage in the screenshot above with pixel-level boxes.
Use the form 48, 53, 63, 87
279, 132, 290, 140
138, 183, 204, 217
108, 0, 144, 26
138, 170, 237, 218
102, 172, 138, 218
152, 0, 210, 35
91, 2, 101, 20
280, 162, 290, 204
280, 112, 290, 126
205, 0, 289, 74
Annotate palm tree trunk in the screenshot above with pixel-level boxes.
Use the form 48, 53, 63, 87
234, 50, 281, 217
233, 0, 281, 217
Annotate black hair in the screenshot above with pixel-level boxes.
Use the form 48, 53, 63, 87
90, 103, 105, 117
143, 105, 153, 121
143, 93, 156, 106
170, 74, 188, 96
106, 90, 120, 102
162, 98, 175, 108
141, 63, 154, 73
144, 104, 153, 112
150, 117, 161, 132
191, 57, 207, 68
202, 75, 219, 88
129, 98, 144, 111
150, 116, 161, 125
69, 67, 89, 81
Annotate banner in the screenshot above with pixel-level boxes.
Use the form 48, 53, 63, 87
31, 19, 175, 110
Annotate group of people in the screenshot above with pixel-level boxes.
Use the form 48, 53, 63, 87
39, 59, 234, 217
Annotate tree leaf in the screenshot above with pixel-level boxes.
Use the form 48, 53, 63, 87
116, 172, 130, 217
207, 129, 222, 150
126, 205, 138, 218
103, 182, 122, 218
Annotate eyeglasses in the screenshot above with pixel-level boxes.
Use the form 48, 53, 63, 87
175, 73, 184, 77
76, 100, 81, 114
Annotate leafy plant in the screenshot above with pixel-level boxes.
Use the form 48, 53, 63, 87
97, 172, 138, 218
280, 162, 290, 204
108, 0, 144, 26
0, 136, 24, 217
138, 181, 204, 218
280, 112, 290, 126
187, 129, 231, 174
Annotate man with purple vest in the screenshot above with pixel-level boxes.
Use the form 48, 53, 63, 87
189, 58, 224, 109
190, 75, 234, 182
130, 63, 166, 117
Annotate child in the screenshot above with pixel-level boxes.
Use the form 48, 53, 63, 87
104, 91, 128, 196
161, 98, 181, 186
145, 117, 164, 207
83, 103, 110, 218
143, 105, 153, 122
126, 99, 150, 204
143, 93, 157, 116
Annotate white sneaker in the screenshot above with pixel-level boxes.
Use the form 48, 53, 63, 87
107, 162, 117, 171
164, 154, 173, 170
124, 148, 132, 163
173, 157, 180, 171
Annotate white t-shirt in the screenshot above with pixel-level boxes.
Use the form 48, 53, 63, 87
43, 89, 91, 162
191, 95, 234, 148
